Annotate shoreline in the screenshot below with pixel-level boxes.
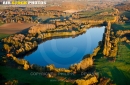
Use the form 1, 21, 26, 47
1, 22, 105, 71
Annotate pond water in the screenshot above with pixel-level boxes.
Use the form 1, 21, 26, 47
24, 26, 105, 68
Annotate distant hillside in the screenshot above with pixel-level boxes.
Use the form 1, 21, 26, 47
44, 2, 86, 11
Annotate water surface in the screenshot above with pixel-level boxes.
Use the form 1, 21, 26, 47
24, 26, 105, 68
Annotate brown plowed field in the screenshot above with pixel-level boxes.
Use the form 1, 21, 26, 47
0, 23, 36, 34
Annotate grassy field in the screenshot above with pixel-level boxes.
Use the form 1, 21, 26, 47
112, 23, 130, 31
0, 34, 10, 40
0, 23, 4, 26
0, 66, 73, 85
0, 33, 10, 56
94, 42, 130, 85
121, 11, 130, 19
78, 8, 115, 22
88, 15, 114, 21
94, 22, 130, 85
79, 8, 114, 17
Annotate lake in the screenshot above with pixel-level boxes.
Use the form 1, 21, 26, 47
24, 26, 105, 68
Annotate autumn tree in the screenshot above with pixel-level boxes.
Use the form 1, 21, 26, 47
3, 44, 10, 53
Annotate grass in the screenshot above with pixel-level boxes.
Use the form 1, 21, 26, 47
95, 20, 130, 85
0, 33, 10, 56
95, 42, 130, 85
79, 8, 114, 17
0, 66, 73, 85
87, 15, 114, 21
121, 11, 130, 19
79, 8, 115, 21
0, 23, 4, 26
0, 34, 10, 40
112, 23, 130, 31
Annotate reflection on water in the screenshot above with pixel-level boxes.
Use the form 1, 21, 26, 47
24, 26, 105, 68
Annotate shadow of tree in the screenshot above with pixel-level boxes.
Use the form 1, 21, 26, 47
110, 66, 130, 85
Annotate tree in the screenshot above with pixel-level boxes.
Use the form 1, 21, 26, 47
3, 44, 10, 53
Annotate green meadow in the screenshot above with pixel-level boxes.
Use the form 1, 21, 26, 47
0, 66, 72, 85
95, 42, 130, 85
0, 34, 10, 56
112, 23, 130, 31
0, 34, 10, 40
95, 22, 130, 85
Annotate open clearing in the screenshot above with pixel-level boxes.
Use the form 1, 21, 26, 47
0, 23, 36, 34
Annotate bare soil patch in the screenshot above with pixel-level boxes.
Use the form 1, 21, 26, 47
0, 23, 36, 34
